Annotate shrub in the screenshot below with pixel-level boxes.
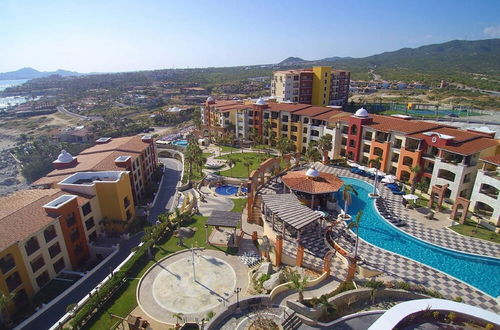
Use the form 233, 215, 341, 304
328, 281, 356, 298
432, 311, 440, 320
393, 281, 412, 291
453, 296, 463, 302
365, 279, 385, 290
485, 323, 494, 330
446, 311, 457, 323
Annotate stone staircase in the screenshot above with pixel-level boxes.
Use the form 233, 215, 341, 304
281, 311, 302, 330
250, 195, 263, 224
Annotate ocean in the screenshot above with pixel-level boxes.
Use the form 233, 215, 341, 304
0, 79, 29, 110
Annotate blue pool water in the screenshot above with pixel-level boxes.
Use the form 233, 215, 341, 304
171, 139, 188, 147
215, 185, 248, 196
339, 177, 500, 297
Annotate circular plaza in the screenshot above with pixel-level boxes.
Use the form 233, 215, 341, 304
137, 249, 249, 324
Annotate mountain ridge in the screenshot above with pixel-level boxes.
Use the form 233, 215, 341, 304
0, 67, 83, 80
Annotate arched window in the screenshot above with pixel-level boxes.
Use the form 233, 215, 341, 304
351, 125, 358, 135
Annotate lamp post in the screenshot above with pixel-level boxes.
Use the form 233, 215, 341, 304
234, 287, 241, 308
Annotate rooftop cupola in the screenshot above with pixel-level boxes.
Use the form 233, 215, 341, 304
206, 96, 215, 104
254, 97, 266, 106
305, 166, 320, 180
53, 150, 77, 169
354, 107, 369, 118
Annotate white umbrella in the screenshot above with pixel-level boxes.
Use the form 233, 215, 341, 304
368, 167, 378, 173
358, 166, 368, 171
384, 175, 397, 180
381, 177, 395, 184
348, 162, 359, 168
403, 194, 419, 201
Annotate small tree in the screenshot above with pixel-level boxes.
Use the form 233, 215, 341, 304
304, 140, 321, 163
317, 294, 335, 318
0, 293, 14, 326
318, 134, 333, 164
287, 273, 308, 304
368, 157, 382, 196
242, 156, 253, 178
342, 184, 358, 218
346, 211, 363, 282
409, 164, 421, 194
173, 312, 184, 329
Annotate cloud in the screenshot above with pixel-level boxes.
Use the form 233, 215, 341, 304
483, 25, 500, 38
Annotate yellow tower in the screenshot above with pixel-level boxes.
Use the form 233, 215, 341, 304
311, 66, 331, 106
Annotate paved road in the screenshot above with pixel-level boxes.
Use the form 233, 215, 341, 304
57, 105, 103, 121
148, 158, 182, 223
20, 159, 181, 329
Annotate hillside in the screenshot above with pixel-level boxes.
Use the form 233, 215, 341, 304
276, 39, 500, 90
0, 67, 82, 80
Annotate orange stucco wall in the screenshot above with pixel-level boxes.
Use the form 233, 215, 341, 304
396, 148, 422, 182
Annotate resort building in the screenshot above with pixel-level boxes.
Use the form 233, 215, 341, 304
32, 135, 157, 203
271, 66, 350, 106
0, 170, 135, 313
202, 97, 500, 205
470, 155, 500, 226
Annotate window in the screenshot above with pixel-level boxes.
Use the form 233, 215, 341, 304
282, 115, 288, 122
85, 217, 95, 230
66, 212, 76, 227
302, 137, 307, 143
303, 127, 307, 134
341, 137, 347, 146
6, 272, 22, 292
25, 237, 40, 256
303, 117, 309, 124
36, 271, 50, 288
49, 242, 61, 258
0, 254, 15, 274
30, 255, 45, 273
290, 135, 297, 142
281, 124, 288, 132
81, 202, 92, 216
350, 125, 358, 135
363, 144, 370, 153
402, 156, 413, 167
44, 225, 57, 243
53, 258, 65, 273
70, 228, 80, 242
291, 126, 297, 132
349, 140, 356, 147
310, 130, 319, 137
124, 196, 130, 209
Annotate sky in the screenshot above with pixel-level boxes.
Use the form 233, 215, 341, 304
0, 0, 499, 73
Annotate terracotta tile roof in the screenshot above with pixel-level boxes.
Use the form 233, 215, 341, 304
440, 138, 498, 155
266, 103, 312, 113
481, 154, 500, 166
218, 104, 250, 112
0, 189, 61, 219
293, 106, 332, 117
282, 170, 344, 194
32, 174, 73, 186
80, 136, 149, 155
0, 189, 63, 251
367, 115, 442, 134
313, 110, 347, 121
211, 100, 239, 107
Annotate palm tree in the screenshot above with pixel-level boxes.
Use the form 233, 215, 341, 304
242, 156, 253, 178
269, 131, 277, 147
304, 141, 321, 163
287, 273, 308, 304
173, 312, 184, 329
342, 184, 358, 219
184, 137, 204, 182
368, 157, 382, 197
346, 211, 363, 282
276, 136, 295, 158
249, 127, 259, 147
317, 134, 333, 164
0, 292, 15, 326
409, 164, 421, 194
227, 158, 236, 177
317, 295, 335, 318
263, 120, 271, 144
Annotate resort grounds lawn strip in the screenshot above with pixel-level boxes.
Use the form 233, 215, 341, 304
216, 152, 271, 178
231, 198, 247, 213
219, 145, 240, 153
82, 215, 235, 330
450, 219, 500, 244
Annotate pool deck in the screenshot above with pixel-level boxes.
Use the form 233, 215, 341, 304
312, 163, 500, 313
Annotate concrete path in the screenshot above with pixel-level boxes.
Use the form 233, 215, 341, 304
198, 194, 234, 216
272, 276, 340, 307
148, 158, 182, 223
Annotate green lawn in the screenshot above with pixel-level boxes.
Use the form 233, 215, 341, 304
202, 152, 212, 158
450, 219, 500, 244
216, 152, 271, 178
219, 145, 240, 153
231, 198, 247, 213
85, 215, 235, 330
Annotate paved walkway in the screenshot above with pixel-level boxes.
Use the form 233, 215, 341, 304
198, 193, 234, 216
272, 276, 340, 306
148, 158, 182, 223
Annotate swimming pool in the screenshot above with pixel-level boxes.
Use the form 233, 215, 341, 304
171, 139, 188, 147
339, 176, 500, 298
215, 185, 248, 196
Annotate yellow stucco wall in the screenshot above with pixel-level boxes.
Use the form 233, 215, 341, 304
0, 244, 34, 302
312, 66, 331, 106
95, 172, 135, 232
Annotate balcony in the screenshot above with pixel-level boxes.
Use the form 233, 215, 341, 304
437, 169, 456, 182
484, 170, 500, 180
0, 256, 15, 274
424, 166, 434, 174
25, 238, 40, 256
479, 184, 499, 199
